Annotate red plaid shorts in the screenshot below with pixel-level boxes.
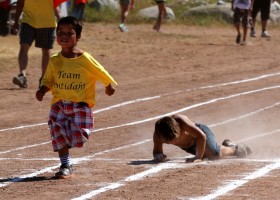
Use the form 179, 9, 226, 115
48, 101, 94, 152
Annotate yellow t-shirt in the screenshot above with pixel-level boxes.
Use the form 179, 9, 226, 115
41, 52, 117, 108
22, 0, 56, 28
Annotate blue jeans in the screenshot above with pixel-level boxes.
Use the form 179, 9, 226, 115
181, 123, 220, 156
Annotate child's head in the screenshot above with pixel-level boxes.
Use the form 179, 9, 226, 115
57, 16, 83, 38
155, 116, 180, 143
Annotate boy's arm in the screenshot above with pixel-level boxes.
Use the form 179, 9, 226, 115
173, 114, 206, 162
36, 86, 50, 101
153, 132, 167, 162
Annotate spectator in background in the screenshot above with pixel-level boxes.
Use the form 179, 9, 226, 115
0, 0, 10, 36
153, 0, 167, 32
71, 0, 87, 21
231, 0, 253, 45
119, 0, 135, 32
12, 0, 60, 88
250, 0, 272, 38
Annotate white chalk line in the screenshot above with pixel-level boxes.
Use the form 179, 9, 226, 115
1, 72, 279, 133
71, 163, 189, 200
0, 87, 279, 180
0, 73, 279, 197
0, 141, 50, 155
0, 139, 151, 188
1, 118, 279, 189
1, 156, 278, 165
69, 128, 280, 200
0, 89, 279, 190
209, 102, 280, 128
0, 87, 279, 156
187, 160, 280, 200
92, 85, 280, 133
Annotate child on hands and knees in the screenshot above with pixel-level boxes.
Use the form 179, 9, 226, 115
153, 114, 252, 163
36, 16, 117, 179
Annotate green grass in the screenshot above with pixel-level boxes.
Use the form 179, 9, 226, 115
83, 0, 231, 26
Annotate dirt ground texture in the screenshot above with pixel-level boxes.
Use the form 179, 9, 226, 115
0, 23, 280, 200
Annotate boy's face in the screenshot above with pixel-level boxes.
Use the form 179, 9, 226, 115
162, 122, 181, 144
56, 24, 79, 48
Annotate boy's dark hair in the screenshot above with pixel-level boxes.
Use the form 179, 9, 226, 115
155, 116, 180, 142
57, 16, 83, 37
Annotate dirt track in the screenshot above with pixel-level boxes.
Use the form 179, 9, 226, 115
0, 23, 280, 200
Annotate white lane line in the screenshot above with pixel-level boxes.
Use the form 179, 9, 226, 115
0, 83, 279, 195
1, 126, 279, 194
238, 129, 280, 143
93, 85, 280, 133
71, 163, 186, 200
0, 164, 59, 187
209, 102, 280, 128
1, 157, 279, 164
0, 90, 279, 156
0, 141, 50, 155
72, 158, 280, 200
188, 160, 280, 200
0, 139, 152, 188
1, 72, 279, 133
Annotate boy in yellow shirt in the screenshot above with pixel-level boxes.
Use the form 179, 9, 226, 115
36, 16, 117, 179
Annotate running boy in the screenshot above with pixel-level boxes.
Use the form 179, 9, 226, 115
153, 114, 252, 163
231, 0, 254, 45
36, 16, 117, 178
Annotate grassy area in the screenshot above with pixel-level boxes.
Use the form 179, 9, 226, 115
83, 0, 231, 26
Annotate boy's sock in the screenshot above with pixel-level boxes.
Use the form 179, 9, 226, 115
59, 154, 71, 166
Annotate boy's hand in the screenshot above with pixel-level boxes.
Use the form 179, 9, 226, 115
36, 90, 45, 101
36, 86, 49, 101
105, 84, 115, 96
185, 156, 202, 163
153, 153, 167, 162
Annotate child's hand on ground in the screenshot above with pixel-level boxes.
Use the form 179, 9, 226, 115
105, 84, 115, 96
185, 156, 202, 163
153, 153, 167, 162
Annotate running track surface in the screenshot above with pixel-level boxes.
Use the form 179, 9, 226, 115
0, 24, 279, 200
